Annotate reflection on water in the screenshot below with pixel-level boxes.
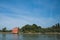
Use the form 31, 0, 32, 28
2, 34, 6, 40
22, 34, 40, 40
56, 34, 60, 40
0, 33, 60, 40
12, 34, 19, 40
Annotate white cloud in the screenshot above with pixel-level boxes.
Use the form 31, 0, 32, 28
0, 12, 58, 30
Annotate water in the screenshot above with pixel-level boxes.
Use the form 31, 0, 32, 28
0, 33, 60, 40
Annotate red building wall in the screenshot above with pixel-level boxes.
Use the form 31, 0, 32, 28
12, 27, 19, 34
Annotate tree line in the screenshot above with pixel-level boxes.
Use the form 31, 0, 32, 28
0, 27, 11, 32
0, 23, 60, 33
21, 23, 60, 33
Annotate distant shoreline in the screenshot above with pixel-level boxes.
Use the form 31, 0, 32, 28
0, 32, 12, 34
0, 32, 60, 34
21, 32, 60, 34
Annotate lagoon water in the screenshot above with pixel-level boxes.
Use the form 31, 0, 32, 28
0, 33, 60, 40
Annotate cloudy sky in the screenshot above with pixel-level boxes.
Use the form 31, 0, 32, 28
0, 0, 60, 30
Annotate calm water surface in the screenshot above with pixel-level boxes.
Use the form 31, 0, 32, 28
0, 33, 60, 40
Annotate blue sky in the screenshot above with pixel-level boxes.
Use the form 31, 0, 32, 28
0, 0, 60, 30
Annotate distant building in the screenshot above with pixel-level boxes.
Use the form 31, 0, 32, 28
12, 27, 19, 34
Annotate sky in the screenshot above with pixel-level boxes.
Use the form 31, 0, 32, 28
0, 0, 60, 30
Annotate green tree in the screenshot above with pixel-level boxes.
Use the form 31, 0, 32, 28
21, 24, 42, 33
21, 24, 31, 33
50, 23, 60, 32
2, 27, 6, 32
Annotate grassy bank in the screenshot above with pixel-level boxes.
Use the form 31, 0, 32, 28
0, 32, 60, 34
0, 32, 12, 34
21, 32, 60, 34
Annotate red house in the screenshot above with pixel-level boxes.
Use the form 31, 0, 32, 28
12, 27, 19, 34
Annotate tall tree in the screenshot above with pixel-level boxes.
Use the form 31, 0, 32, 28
2, 27, 6, 32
